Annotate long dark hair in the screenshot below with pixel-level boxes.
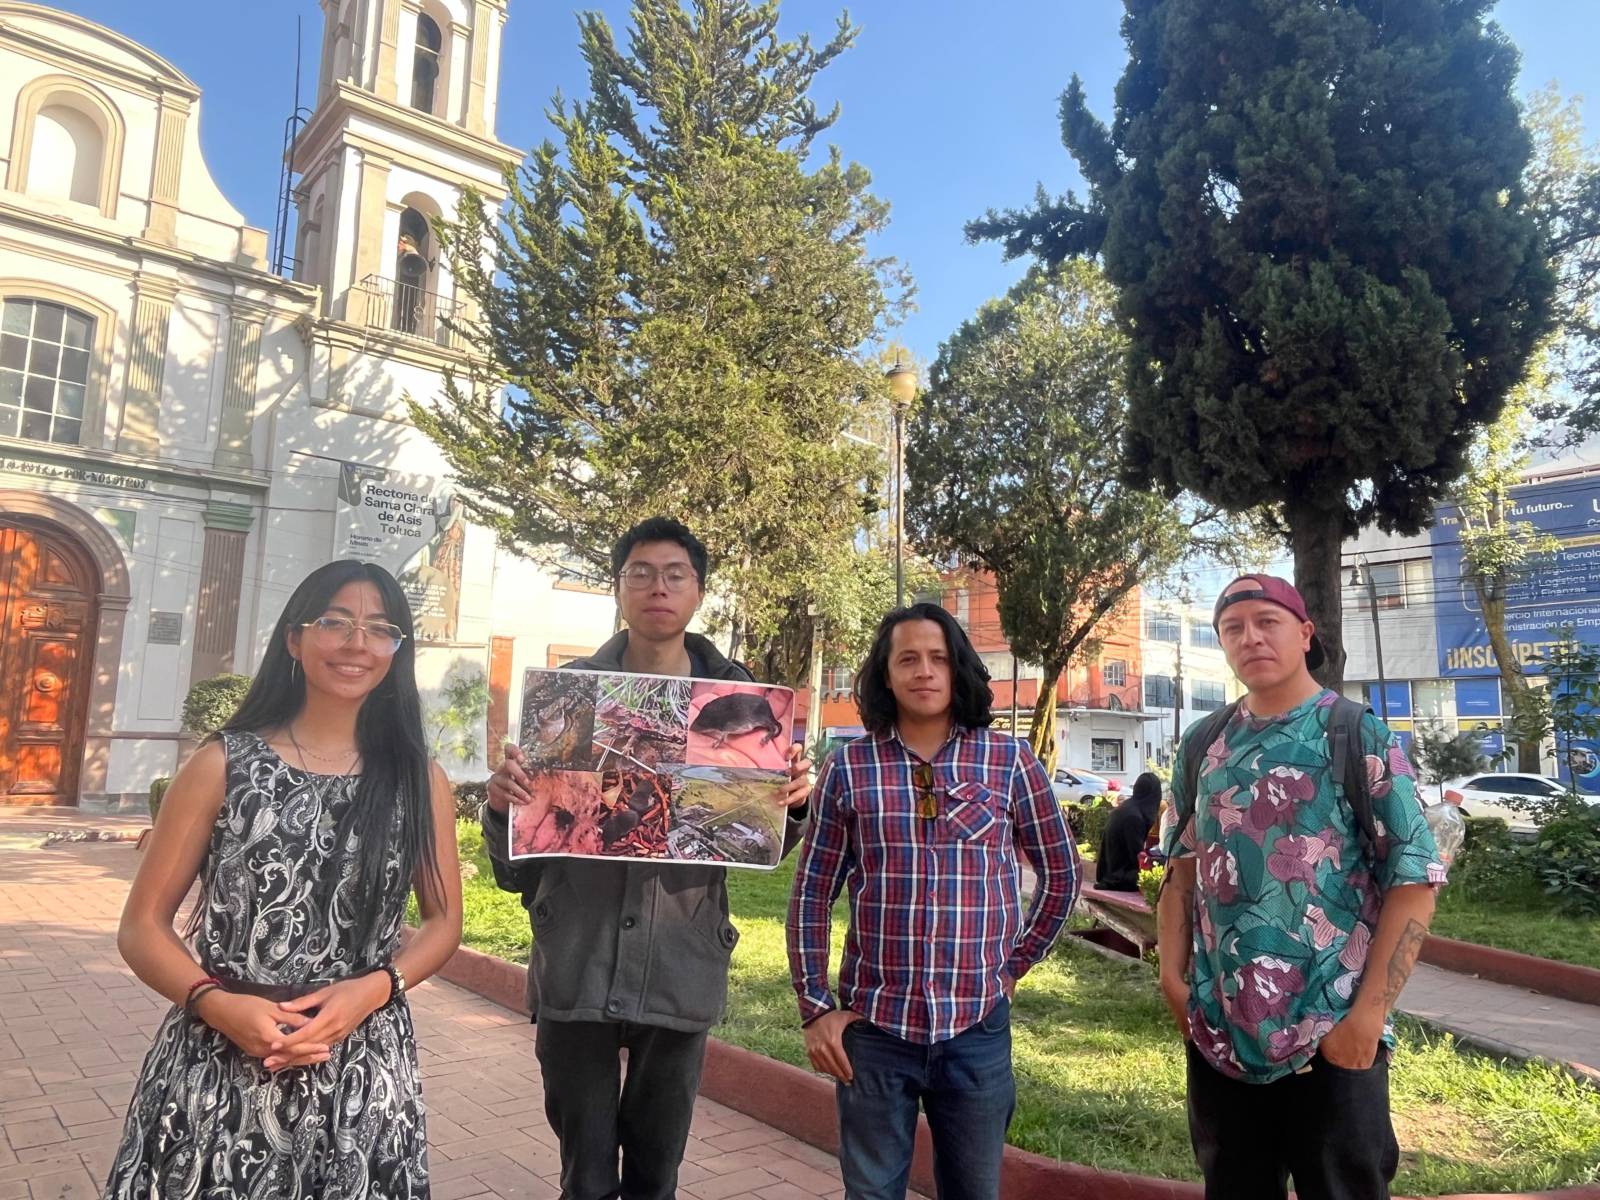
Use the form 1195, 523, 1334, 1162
854, 603, 994, 735
220, 560, 440, 949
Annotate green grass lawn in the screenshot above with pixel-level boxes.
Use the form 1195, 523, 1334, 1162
1430, 874, 1600, 971
448, 823, 1600, 1195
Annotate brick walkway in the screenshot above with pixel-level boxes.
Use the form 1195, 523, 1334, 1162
0, 816, 857, 1200
1399, 962, 1600, 1078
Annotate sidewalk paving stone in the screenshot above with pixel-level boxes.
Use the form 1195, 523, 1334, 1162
0, 814, 915, 1200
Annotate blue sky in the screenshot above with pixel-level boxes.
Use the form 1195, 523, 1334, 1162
50, 1, 1600, 369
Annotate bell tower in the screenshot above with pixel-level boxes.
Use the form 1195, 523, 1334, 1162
288, 0, 515, 347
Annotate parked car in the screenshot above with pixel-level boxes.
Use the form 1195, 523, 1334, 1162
1053, 767, 1117, 808
1437, 772, 1580, 837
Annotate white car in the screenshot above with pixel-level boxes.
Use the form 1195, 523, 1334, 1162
1053, 767, 1116, 807
1437, 773, 1577, 837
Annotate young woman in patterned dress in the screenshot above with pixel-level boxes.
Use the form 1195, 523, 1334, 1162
103, 560, 463, 1198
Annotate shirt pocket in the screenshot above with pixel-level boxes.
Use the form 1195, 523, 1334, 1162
944, 781, 1001, 844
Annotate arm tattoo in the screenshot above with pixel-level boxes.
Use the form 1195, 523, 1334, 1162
1378, 919, 1428, 1009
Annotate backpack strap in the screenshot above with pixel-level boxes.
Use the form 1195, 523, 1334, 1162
1169, 700, 1242, 858
1327, 696, 1383, 867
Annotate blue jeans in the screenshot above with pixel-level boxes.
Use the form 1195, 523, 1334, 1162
835, 999, 1016, 1200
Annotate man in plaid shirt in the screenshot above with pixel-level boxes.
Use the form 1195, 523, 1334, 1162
786, 603, 1080, 1200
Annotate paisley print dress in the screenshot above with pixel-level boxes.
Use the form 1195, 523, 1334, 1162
103, 731, 429, 1198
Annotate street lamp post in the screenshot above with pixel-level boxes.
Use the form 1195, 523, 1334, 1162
886, 358, 918, 608
1351, 561, 1390, 721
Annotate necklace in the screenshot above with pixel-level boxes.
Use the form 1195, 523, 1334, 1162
285, 724, 361, 774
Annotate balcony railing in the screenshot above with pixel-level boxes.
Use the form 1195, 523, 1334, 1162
355, 274, 471, 352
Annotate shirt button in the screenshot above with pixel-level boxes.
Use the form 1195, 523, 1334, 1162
606, 999, 621, 1014
622, 917, 637, 930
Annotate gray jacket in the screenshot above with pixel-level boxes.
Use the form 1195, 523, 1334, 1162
482, 630, 808, 1032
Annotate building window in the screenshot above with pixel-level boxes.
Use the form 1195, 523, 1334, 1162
412, 14, 443, 114
1144, 673, 1176, 709
1188, 621, 1220, 650
1354, 559, 1428, 610
0, 299, 92, 445
1101, 659, 1127, 688
1145, 611, 1180, 642
553, 551, 610, 594
1091, 738, 1124, 773
822, 666, 854, 699
1192, 679, 1227, 712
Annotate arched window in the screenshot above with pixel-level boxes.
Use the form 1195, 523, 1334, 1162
412, 15, 443, 114
0, 299, 94, 445
393, 207, 433, 336
27, 103, 104, 207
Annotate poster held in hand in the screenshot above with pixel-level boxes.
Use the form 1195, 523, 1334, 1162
510, 668, 795, 869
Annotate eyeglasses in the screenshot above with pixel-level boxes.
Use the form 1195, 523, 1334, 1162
299, 616, 407, 656
618, 564, 699, 592
913, 762, 938, 820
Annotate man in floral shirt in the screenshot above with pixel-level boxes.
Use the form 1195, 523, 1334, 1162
1157, 575, 1445, 1200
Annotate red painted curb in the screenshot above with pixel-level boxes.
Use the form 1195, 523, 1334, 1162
1422, 935, 1600, 1008
422, 940, 1600, 1200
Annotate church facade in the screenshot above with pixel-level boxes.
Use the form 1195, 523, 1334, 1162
0, 0, 614, 808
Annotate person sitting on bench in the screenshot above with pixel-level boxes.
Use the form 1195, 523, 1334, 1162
1096, 771, 1162, 891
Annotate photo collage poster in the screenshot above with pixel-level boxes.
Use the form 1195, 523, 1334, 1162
509, 668, 796, 869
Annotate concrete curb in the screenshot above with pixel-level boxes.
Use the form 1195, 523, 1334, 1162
425, 940, 1600, 1200
1421, 935, 1600, 1009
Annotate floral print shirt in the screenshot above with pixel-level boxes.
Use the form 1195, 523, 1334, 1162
1160, 689, 1446, 1083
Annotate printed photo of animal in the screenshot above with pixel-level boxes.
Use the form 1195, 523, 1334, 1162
593, 675, 690, 769
507, 767, 678, 862
508, 770, 606, 857
686, 682, 794, 770
517, 671, 599, 769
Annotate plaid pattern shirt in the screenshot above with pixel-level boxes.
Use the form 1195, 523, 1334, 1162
787, 725, 1080, 1044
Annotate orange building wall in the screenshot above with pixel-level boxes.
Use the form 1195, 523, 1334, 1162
799, 573, 1147, 734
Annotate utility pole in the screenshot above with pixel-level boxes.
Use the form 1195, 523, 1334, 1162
1010, 653, 1020, 735
1354, 561, 1390, 720
805, 603, 824, 754
1173, 615, 1184, 753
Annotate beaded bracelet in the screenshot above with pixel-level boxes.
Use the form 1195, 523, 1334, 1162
379, 963, 406, 1006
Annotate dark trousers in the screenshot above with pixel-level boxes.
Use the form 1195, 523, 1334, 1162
1185, 1041, 1400, 1200
835, 999, 1016, 1200
534, 1017, 709, 1200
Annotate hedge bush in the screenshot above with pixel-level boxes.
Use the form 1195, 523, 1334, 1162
181, 673, 251, 739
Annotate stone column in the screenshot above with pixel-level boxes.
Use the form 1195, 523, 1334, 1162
339, 151, 392, 324
465, 1, 493, 134
189, 501, 253, 683
213, 309, 265, 473
144, 93, 190, 244
375, 0, 404, 99
116, 276, 177, 455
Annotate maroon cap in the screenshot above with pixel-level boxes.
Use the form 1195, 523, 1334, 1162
1212, 574, 1326, 670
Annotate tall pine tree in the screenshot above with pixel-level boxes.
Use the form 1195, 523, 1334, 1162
414, 0, 907, 680
970, 0, 1555, 684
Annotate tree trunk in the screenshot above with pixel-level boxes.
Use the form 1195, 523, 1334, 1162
1478, 582, 1542, 771
727, 611, 744, 665
1030, 662, 1065, 774
1288, 503, 1348, 691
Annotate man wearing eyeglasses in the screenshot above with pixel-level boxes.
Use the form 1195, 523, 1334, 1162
482, 517, 812, 1200
787, 603, 1080, 1200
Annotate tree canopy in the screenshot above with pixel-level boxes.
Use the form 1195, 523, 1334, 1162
907, 260, 1195, 770
412, 0, 909, 682
969, 0, 1556, 685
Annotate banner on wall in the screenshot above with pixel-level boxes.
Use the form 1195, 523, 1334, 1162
335, 462, 465, 642
1430, 474, 1600, 677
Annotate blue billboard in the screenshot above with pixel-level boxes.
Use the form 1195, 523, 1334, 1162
1430, 474, 1600, 677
